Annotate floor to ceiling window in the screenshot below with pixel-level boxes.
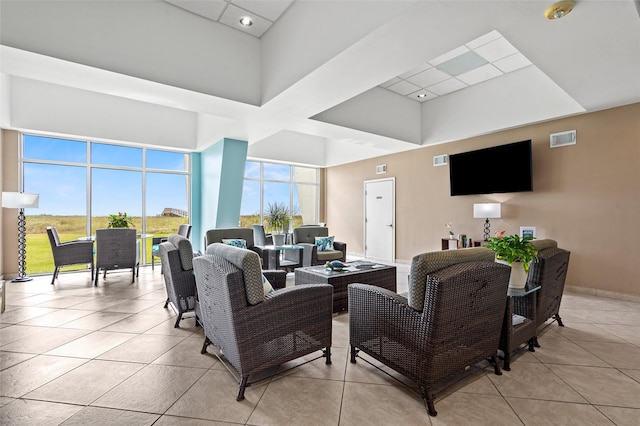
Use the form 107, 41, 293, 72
240, 160, 319, 233
21, 134, 190, 275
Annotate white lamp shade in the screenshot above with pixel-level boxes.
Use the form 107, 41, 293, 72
473, 203, 501, 219
2, 192, 40, 209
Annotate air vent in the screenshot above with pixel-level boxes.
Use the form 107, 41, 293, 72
433, 154, 448, 166
550, 130, 576, 148
376, 164, 387, 174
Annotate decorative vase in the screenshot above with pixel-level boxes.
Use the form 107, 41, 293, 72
272, 233, 286, 246
496, 259, 528, 289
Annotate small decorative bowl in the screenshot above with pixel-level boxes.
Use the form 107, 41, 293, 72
325, 260, 346, 271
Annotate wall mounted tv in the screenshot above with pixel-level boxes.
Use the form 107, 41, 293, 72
449, 140, 533, 196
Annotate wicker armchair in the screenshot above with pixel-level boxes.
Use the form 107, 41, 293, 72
46, 226, 94, 285
252, 224, 273, 246
193, 243, 333, 401
159, 234, 199, 328
528, 239, 571, 339
349, 248, 511, 416
288, 226, 346, 267
152, 224, 191, 272
94, 228, 139, 286
204, 227, 269, 267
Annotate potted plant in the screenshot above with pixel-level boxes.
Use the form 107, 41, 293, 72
264, 202, 290, 245
485, 231, 538, 288
106, 212, 134, 228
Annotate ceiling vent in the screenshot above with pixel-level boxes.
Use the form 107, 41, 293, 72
376, 164, 387, 174
550, 130, 576, 148
433, 154, 448, 166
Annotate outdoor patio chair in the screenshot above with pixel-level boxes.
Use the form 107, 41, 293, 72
193, 243, 332, 401
152, 223, 191, 272
349, 247, 511, 416
159, 233, 199, 327
94, 228, 139, 286
46, 226, 94, 285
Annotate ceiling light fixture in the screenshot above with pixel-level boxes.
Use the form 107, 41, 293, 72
239, 16, 253, 27
544, 0, 575, 20
417, 93, 427, 98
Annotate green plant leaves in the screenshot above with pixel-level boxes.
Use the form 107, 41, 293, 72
485, 234, 537, 267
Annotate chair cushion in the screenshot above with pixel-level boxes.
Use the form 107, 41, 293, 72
206, 243, 265, 305
531, 239, 557, 252
316, 250, 343, 262
222, 238, 247, 249
408, 247, 496, 312
315, 236, 334, 251
167, 234, 194, 271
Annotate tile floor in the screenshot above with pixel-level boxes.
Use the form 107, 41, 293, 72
1, 265, 639, 425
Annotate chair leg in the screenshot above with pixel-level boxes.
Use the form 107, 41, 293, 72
237, 376, 249, 401
554, 313, 564, 327
533, 336, 541, 348
528, 338, 536, 352
51, 266, 59, 285
350, 345, 358, 363
200, 336, 211, 354
419, 385, 437, 417
490, 354, 503, 375
164, 297, 170, 308
151, 255, 154, 271
324, 347, 332, 365
174, 313, 183, 328
94, 268, 99, 286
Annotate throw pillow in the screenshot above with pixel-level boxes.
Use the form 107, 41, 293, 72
315, 236, 335, 251
262, 274, 275, 296
222, 238, 247, 249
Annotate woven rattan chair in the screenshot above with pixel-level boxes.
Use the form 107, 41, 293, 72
526, 239, 571, 346
193, 243, 332, 401
252, 224, 273, 246
46, 226, 94, 285
152, 224, 191, 272
289, 225, 347, 267
94, 228, 139, 286
159, 234, 199, 328
349, 247, 511, 416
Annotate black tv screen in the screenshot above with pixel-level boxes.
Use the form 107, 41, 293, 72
449, 140, 533, 196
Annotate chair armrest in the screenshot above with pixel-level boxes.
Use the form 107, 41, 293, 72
239, 284, 333, 334
334, 241, 347, 252
263, 270, 287, 289
348, 283, 424, 349
296, 242, 317, 267
57, 240, 94, 255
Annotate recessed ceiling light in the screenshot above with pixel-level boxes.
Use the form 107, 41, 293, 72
544, 0, 575, 20
417, 93, 427, 98
239, 16, 253, 27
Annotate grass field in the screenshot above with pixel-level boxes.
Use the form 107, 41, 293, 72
22, 214, 304, 275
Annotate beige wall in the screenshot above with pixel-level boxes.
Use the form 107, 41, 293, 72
326, 103, 640, 297
2, 129, 20, 279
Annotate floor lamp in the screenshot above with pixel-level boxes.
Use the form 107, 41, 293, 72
2, 192, 40, 282
473, 203, 501, 241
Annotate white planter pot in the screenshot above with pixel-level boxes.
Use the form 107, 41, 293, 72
272, 233, 286, 246
496, 260, 528, 289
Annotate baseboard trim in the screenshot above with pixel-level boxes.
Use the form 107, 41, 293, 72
565, 285, 640, 303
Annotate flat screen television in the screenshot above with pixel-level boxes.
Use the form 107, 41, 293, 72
449, 140, 533, 196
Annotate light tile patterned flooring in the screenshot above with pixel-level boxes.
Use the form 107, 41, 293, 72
1, 265, 639, 425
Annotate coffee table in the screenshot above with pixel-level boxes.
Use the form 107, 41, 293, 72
295, 261, 397, 313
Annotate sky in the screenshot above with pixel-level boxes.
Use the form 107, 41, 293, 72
21, 136, 307, 218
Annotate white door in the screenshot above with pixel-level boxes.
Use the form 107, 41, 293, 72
364, 178, 394, 262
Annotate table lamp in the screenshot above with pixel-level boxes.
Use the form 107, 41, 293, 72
2, 192, 40, 282
473, 203, 501, 241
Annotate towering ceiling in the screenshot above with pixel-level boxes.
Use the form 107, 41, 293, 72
1, 0, 639, 166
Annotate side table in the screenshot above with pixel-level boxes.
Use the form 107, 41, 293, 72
500, 285, 540, 371
263, 245, 303, 271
